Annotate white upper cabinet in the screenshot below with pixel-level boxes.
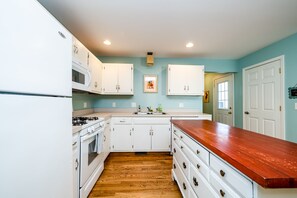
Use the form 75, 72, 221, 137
89, 53, 102, 94
167, 65, 204, 95
102, 63, 134, 95
72, 37, 89, 68
0, 0, 72, 97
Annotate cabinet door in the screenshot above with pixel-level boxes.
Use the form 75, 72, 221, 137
1, 0, 72, 96
103, 119, 111, 160
73, 141, 79, 198
102, 64, 118, 94
72, 37, 89, 68
89, 53, 102, 94
187, 66, 204, 95
133, 125, 152, 151
112, 125, 133, 151
118, 64, 133, 94
152, 125, 171, 151
167, 65, 187, 95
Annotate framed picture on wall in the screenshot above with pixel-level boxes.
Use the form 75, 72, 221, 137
203, 90, 209, 103
144, 75, 158, 93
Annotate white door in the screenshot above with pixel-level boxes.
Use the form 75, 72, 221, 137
133, 125, 151, 151
213, 74, 234, 126
243, 57, 283, 139
168, 65, 187, 94
118, 64, 133, 94
151, 125, 171, 151
102, 64, 118, 93
112, 125, 132, 151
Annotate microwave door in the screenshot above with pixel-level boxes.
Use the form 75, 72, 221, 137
72, 63, 91, 91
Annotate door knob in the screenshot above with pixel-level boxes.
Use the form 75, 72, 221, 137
244, 111, 250, 115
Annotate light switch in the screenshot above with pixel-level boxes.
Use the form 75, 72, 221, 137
83, 102, 87, 108
295, 103, 297, 110
112, 102, 116, 107
131, 102, 136, 107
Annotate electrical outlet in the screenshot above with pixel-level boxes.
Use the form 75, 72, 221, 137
131, 102, 136, 108
112, 102, 116, 108
295, 103, 297, 110
179, 103, 184, 108
83, 102, 87, 108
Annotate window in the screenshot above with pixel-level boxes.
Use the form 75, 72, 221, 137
218, 81, 228, 109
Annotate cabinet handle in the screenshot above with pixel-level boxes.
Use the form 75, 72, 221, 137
180, 146, 183, 149
58, 31, 66, 39
187, 85, 189, 91
173, 130, 176, 133
196, 164, 200, 169
183, 162, 186, 169
173, 138, 176, 141
180, 136, 183, 139
193, 177, 199, 186
173, 148, 176, 153
196, 150, 200, 154
183, 183, 186, 190
184, 86, 186, 91
75, 159, 79, 170
220, 170, 226, 177
173, 163, 176, 169
220, 189, 225, 197
104, 135, 106, 142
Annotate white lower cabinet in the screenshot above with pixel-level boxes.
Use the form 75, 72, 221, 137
111, 118, 133, 151
172, 125, 253, 198
72, 132, 80, 198
102, 118, 111, 160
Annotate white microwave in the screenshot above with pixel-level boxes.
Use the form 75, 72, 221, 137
72, 61, 91, 92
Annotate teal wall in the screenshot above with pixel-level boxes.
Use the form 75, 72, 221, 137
236, 33, 297, 142
91, 57, 237, 111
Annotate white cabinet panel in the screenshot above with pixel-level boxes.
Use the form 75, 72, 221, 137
72, 37, 89, 68
89, 53, 102, 94
102, 63, 133, 95
167, 65, 204, 96
0, 0, 72, 96
151, 125, 171, 151
103, 119, 111, 161
133, 125, 152, 151
111, 125, 133, 151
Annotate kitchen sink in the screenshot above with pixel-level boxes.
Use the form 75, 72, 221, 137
133, 112, 166, 115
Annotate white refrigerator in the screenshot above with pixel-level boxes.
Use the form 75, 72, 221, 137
0, 0, 73, 197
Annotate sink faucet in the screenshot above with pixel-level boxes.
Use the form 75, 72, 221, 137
147, 106, 153, 112
138, 105, 141, 112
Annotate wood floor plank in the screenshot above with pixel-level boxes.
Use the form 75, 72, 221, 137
88, 152, 182, 198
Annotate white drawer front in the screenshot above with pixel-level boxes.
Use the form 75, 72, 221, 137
210, 171, 241, 198
172, 133, 181, 148
173, 141, 190, 178
180, 140, 209, 180
172, 125, 183, 139
181, 131, 209, 166
112, 117, 132, 125
190, 165, 218, 198
173, 157, 190, 198
210, 154, 253, 198
133, 117, 170, 125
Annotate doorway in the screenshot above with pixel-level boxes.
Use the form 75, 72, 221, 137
243, 56, 284, 139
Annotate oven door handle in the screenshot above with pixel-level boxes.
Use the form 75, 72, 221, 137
81, 131, 100, 142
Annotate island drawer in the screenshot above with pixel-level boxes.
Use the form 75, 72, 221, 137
210, 154, 253, 198
173, 157, 191, 198
180, 140, 209, 180
190, 164, 218, 198
173, 141, 190, 178
180, 131, 209, 166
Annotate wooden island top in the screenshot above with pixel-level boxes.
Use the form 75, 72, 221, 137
171, 120, 297, 188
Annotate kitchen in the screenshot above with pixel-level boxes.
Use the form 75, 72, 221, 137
1, 0, 297, 198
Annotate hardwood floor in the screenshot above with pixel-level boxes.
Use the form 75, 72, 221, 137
88, 152, 182, 197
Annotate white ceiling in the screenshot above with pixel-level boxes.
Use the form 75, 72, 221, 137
38, 0, 297, 59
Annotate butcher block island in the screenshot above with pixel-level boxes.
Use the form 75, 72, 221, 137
171, 120, 297, 198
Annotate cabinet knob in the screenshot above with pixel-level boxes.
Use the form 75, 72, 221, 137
183, 183, 187, 190
75, 159, 79, 170
173, 138, 176, 141
196, 164, 200, 169
196, 150, 200, 154
183, 162, 187, 169
193, 177, 199, 186
180, 146, 183, 149
220, 170, 226, 177
180, 136, 183, 139
173, 163, 176, 169
173, 148, 176, 153
220, 189, 225, 197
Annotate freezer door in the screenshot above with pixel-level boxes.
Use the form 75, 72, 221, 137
0, 0, 71, 96
0, 94, 73, 198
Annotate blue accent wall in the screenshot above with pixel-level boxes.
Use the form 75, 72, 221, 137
91, 57, 237, 111
236, 33, 297, 142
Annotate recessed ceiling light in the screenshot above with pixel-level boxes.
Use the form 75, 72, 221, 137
103, 40, 111, 45
186, 42, 194, 48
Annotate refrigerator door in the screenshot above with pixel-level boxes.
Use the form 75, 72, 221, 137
0, 94, 73, 198
0, 0, 71, 97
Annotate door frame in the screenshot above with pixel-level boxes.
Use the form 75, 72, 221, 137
213, 73, 235, 126
242, 55, 285, 139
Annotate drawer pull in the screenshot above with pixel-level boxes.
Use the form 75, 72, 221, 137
174, 130, 176, 133
183, 182, 186, 190
220, 170, 226, 177
193, 177, 199, 186
196, 150, 200, 154
180, 135, 183, 139
196, 164, 200, 169
174, 138, 176, 141
173, 148, 176, 153
183, 162, 187, 169
220, 189, 225, 197
173, 163, 176, 169
180, 146, 183, 149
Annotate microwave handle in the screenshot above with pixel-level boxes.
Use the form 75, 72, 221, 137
87, 70, 92, 87
81, 130, 99, 142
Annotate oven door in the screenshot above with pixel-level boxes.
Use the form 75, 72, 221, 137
80, 130, 103, 186
72, 62, 91, 92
